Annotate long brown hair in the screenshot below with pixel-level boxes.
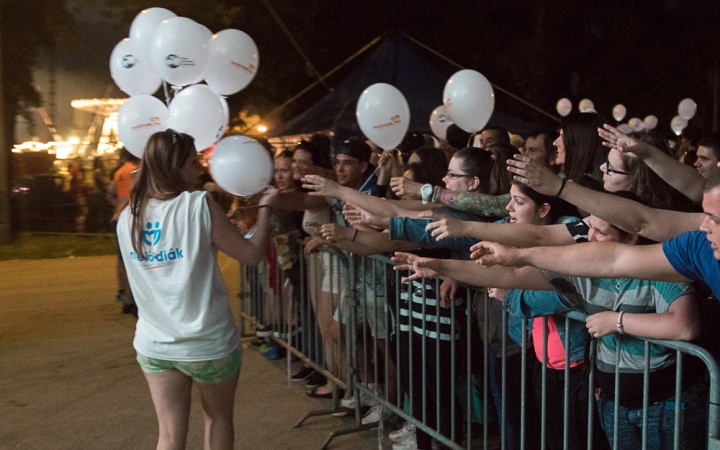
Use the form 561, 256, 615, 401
129, 129, 196, 255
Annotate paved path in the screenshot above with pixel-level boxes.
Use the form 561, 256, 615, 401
0, 255, 380, 449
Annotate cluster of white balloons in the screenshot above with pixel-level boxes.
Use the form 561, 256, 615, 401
111, 8, 274, 197
112, 7, 259, 157
354, 69, 495, 149
558, 97, 697, 136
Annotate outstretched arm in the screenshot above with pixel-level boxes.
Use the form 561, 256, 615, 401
274, 190, 329, 211
318, 223, 420, 256
506, 154, 704, 242
475, 241, 689, 283
421, 211, 577, 247
391, 252, 555, 291
599, 124, 705, 202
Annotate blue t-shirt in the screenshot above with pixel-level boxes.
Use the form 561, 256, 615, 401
662, 230, 720, 298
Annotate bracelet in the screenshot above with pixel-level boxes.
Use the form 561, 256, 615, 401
555, 178, 567, 197
617, 311, 625, 334
431, 186, 441, 203
258, 205, 271, 210
351, 229, 359, 242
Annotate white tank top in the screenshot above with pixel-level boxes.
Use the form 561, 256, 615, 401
117, 191, 239, 361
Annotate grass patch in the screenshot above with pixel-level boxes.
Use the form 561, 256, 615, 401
0, 233, 118, 260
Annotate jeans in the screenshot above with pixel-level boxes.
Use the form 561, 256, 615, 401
596, 383, 706, 450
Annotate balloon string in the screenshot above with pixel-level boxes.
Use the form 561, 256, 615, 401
163, 81, 171, 108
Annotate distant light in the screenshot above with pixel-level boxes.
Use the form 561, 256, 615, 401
68, 137, 80, 145
257, 125, 267, 133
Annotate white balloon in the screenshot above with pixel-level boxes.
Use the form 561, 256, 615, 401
204, 29, 259, 96
612, 104, 627, 122
556, 98, 572, 117
643, 115, 658, 130
671, 115, 688, 136
117, 95, 169, 157
356, 83, 410, 150
167, 84, 227, 151
628, 117, 645, 132
129, 8, 176, 72
209, 136, 273, 196
678, 98, 697, 121
110, 38, 162, 96
578, 98, 594, 113
429, 105, 453, 140
617, 123, 633, 134
443, 69, 495, 133
149, 17, 209, 87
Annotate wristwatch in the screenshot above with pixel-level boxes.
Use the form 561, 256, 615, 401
421, 183, 433, 204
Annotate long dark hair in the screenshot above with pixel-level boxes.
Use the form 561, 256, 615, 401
512, 180, 578, 224
619, 131, 695, 211
129, 129, 196, 255
408, 146, 447, 186
561, 112, 607, 181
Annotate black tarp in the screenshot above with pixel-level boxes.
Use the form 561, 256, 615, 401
268, 35, 538, 144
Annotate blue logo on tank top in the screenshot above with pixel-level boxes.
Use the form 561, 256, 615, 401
143, 221, 162, 246
130, 220, 184, 268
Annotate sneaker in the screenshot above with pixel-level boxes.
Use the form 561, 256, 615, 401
361, 405, 393, 425
274, 324, 301, 339
290, 366, 316, 382
340, 392, 377, 409
250, 337, 265, 347
304, 371, 327, 388
255, 324, 274, 338
390, 422, 416, 442
392, 433, 417, 450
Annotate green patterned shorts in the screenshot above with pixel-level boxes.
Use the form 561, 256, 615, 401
136, 348, 242, 384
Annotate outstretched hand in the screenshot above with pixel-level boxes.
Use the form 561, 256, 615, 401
302, 175, 341, 198
390, 177, 423, 200
319, 223, 352, 243
258, 188, 279, 207
391, 252, 441, 282
469, 241, 521, 267
506, 154, 563, 197
597, 124, 648, 159
420, 211, 467, 241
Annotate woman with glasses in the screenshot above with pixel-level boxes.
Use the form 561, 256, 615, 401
116, 129, 276, 450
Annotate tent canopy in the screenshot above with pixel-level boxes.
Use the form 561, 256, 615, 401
268, 34, 538, 145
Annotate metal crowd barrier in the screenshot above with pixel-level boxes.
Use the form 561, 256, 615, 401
238, 246, 720, 450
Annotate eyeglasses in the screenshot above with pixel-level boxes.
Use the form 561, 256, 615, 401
445, 171, 472, 179
605, 154, 630, 176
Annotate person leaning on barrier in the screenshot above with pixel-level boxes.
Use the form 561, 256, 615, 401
392, 208, 706, 449
116, 129, 276, 450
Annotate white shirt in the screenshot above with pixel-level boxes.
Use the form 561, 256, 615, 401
117, 191, 239, 361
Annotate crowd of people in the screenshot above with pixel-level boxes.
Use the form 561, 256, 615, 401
114, 113, 720, 450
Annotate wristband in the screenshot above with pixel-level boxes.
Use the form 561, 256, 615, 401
258, 205, 271, 210
351, 229, 359, 242
555, 178, 567, 197
431, 186, 441, 204
617, 311, 625, 334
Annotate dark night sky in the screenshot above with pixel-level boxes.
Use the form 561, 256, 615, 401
15, 0, 720, 144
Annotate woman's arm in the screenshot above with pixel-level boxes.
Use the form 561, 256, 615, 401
391, 252, 555, 291
586, 294, 700, 341
475, 241, 690, 283
422, 211, 577, 247
599, 124, 705, 202
506, 154, 704, 242
209, 190, 276, 265
319, 223, 420, 256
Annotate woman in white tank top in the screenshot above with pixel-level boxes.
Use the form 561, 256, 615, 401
117, 129, 275, 450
